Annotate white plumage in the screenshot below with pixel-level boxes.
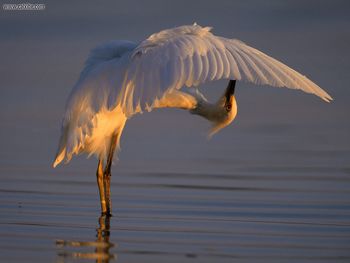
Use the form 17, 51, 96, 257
53, 24, 332, 215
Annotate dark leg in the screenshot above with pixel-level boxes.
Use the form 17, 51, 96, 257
103, 134, 118, 216
96, 215, 112, 263
104, 175, 112, 216
96, 158, 107, 215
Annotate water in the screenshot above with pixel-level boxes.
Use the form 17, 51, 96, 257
1, 0, 350, 262
0, 162, 349, 262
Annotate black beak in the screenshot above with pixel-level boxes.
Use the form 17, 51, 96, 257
225, 80, 236, 102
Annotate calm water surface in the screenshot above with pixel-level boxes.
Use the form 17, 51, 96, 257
0, 163, 349, 263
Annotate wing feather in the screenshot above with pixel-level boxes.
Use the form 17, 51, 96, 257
225, 48, 242, 80
200, 51, 210, 81
53, 41, 136, 166
120, 24, 332, 115
212, 46, 223, 80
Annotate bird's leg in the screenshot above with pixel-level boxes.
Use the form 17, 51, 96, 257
96, 158, 108, 215
96, 215, 112, 261
104, 174, 112, 216
103, 134, 118, 216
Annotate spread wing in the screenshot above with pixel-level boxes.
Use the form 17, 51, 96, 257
119, 24, 331, 115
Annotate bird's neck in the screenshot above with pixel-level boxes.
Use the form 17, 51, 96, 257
192, 100, 221, 121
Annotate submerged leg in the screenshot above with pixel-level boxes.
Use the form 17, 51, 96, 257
96, 215, 112, 261
96, 158, 107, 215
103, 134, 119, 216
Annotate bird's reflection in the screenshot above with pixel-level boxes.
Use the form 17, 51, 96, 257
56, 215, 116, 262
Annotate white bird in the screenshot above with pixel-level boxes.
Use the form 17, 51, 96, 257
53, 24, 332, 215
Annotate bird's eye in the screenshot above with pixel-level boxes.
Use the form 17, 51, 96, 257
225, 104, 232, 112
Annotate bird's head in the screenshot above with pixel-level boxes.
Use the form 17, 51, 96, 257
190, 80, 238, 137
208, 80, 238, 137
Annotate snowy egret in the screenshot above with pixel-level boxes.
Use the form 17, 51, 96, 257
53, 24, 332, 215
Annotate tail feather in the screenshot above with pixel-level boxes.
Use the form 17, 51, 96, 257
52, 124, 69, 168
53, 147, 65, 168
